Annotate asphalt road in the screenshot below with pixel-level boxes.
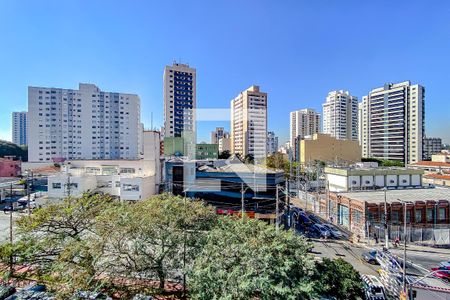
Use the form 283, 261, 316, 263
310, 238, 380, 275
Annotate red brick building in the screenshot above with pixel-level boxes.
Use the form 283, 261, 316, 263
0, 157, 21, 177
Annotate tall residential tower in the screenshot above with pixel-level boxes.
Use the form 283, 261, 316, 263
231, 85, 267, 160
322, 90, 358, 140
359, 81, 424, 164
163, 62, 196, 138
289, 108, 320, 147
12, 111, 28, 146
28, 83, 141, 162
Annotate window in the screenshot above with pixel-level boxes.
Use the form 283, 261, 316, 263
391, 211, 399, 223
123, 184, 139, 192
406, 210, 411, 223
439, 208, 446, 221
120, 168, 135, 174
427, 208, 434, 222
415, 209, 422, 223
52, 182, 62, 189
115, 181, 121, 188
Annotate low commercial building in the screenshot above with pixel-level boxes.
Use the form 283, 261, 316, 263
423, 173, 450, 187
325, 166, 424, 192
196, 143, 218, 159
297, 133, 361, 165
163, 137, 218, 159
0, 157, 21, 177
48, 131, 161, 201
165, 156, 284, 210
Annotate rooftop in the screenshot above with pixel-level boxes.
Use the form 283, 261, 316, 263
339, 187, 450, 204
411, 161, 450, 168
424, 173, 450, 180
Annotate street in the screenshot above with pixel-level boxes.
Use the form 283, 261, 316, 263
0, 212, 19, 243
310, 238, 380, 275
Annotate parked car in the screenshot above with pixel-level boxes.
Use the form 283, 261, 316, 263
307, 214, 323, 224
3, 205, 14, 213
362, 250, 379, 265
431, 266, 450, 280
18, 200, 37, 209
310, 224, 330, 238
322, 224, 342, 239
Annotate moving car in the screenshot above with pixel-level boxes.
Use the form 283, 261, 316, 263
362, 250, 378, 265
307, 214, 323, 224
431, 266, 450, 280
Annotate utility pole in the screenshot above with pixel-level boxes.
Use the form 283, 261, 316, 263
286, 179, 290, 228
9, 182, 13, 275
241, 182, 245, 221
384, 188, 388, 250
276, 185, 279, 234
27, 173, 31, 216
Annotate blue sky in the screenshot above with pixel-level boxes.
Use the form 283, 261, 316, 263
1, 0, 450, 144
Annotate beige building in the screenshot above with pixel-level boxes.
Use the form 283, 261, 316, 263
230, 86, 267, 160
290, 108, 320, 148
298, 133, 361, 165
219, 137, 231, 153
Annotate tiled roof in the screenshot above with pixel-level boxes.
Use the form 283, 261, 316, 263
411, 161, 450, 168
425, 173, 450, 180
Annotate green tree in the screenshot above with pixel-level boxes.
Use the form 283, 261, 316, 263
188, 217, 316, 300
91, 193, 217, 290
218, 150, 231, 159
313, 258, 364, 300
244, 154, 254, 164
0, 140, 27, 161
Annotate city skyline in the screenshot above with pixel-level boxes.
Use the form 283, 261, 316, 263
1, 1, 450, 144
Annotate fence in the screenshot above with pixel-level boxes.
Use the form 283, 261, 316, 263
369, 223, 450, 245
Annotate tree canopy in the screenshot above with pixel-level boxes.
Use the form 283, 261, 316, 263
0, 193, 363, 299
0, 140, 27, 161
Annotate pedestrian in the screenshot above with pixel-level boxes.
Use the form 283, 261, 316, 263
374, 233, 379, 244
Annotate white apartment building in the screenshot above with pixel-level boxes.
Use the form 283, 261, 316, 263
267, 131, 278, 155
47, 131, 161, 201
359, 81, 425, 164
231, 85, 267, 160
28, 83, 141, 162
289, 109, 320, 148
322, 90, 358, 140
163, 62, 196, 138
12, 111, 28, 146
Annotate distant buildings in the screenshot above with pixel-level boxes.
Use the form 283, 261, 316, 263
296, 133, 361, 165
230, 86, 267, 160
423, 137, 443, 160
210, 127, 229, 144
359, 81, 424, 164
266, 131, 278, 155
196, 143, 219, 160
289, 108, 320, 147
163, 62, 196, 138
28, 83, 141, 162
322, 90, 358, 140
290, 109, 320, 161
12, 111, 28, 146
